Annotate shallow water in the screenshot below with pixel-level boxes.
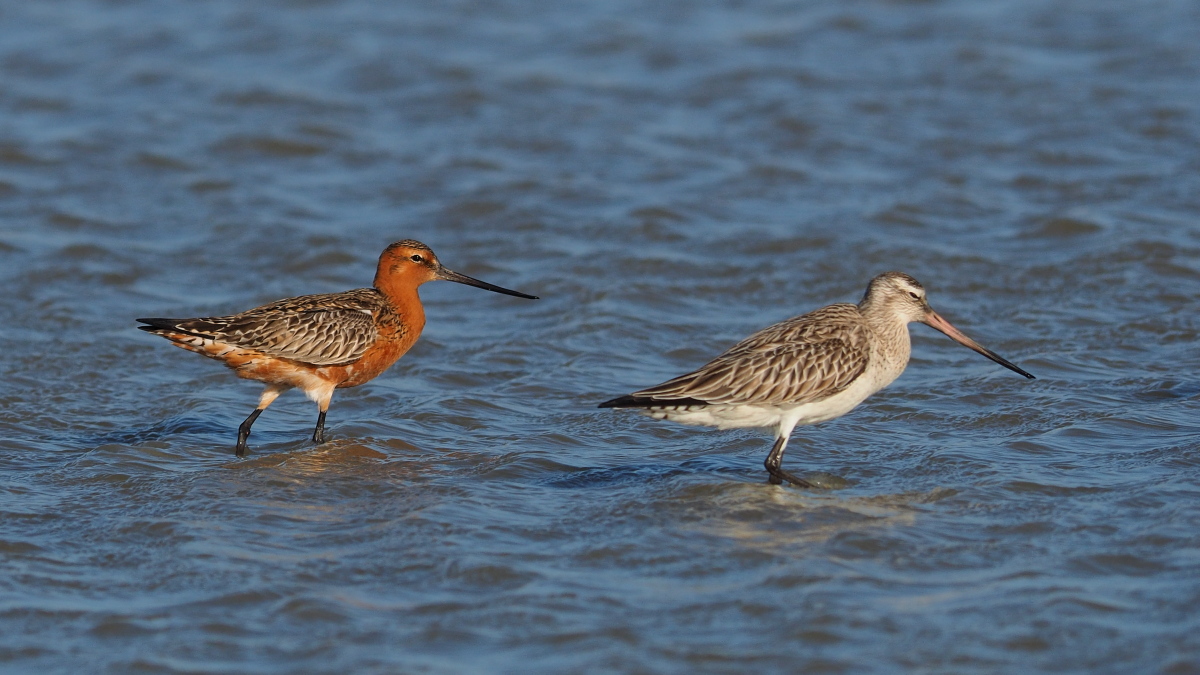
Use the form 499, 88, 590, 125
1, 0, 1199, 672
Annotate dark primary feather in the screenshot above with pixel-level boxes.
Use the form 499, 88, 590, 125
137, 288, 387, 366
597, 394, 710, 408
605, 304, 872, 408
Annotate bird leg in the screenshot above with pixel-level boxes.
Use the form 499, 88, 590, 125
764, 435, 813, 488
311, 389, 334, 445
235, 385, 287, 457
312, 411, 327, 444
236, 409, 262, 457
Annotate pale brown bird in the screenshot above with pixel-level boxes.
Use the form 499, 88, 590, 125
601, 272, 1034, 487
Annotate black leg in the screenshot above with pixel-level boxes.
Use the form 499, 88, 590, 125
763, 436, 813, 488
312, 410, 327, 444
236, 408, 264, 457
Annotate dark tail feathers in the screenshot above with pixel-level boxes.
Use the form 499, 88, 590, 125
136, 317, 181, 333
598, 394, 711, 409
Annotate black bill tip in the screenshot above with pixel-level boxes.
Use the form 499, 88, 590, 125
437, 267, 538, 299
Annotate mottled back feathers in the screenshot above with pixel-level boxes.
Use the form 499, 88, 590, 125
602, 304, 872, 409
137, 288, 391, 367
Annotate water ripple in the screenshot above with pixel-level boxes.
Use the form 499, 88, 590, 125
1, 0, 1199, 672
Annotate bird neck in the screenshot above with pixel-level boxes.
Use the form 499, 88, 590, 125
374, 273, 427, 335
860, 304, 912, 368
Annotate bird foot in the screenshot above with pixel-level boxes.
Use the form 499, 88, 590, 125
767, 468, 814, 488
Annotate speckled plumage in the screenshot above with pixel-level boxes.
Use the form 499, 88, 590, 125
139, 288, 400, 367
613, 304, 872, 408
138, 240, 537, 456
601, 271, 1034, 488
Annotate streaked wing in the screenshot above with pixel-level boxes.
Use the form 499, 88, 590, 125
630, 304, 870, 407
163, 290, 382, 366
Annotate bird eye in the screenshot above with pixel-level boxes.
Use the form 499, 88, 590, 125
410, 254, 424, 263
908, 291, 920, 300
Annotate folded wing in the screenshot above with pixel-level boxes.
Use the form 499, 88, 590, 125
604, 304, 871, 408
137, 290, 383, 367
